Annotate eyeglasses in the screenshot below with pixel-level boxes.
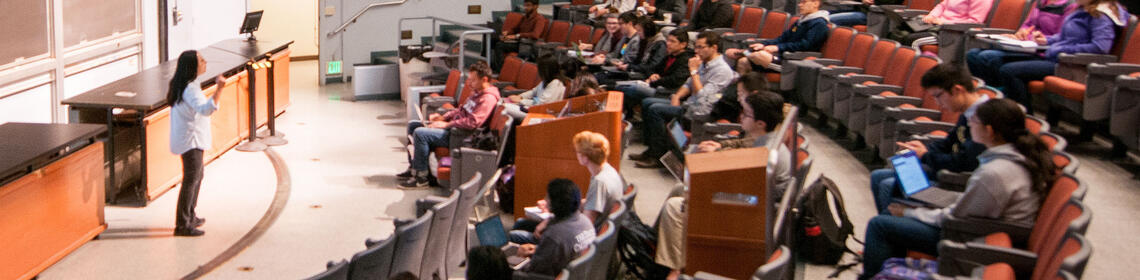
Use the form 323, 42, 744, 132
930, 88, 947, 99
694, 44, 709, 49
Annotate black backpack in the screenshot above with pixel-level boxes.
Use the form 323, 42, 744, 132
616, 212, 672, 280
795, 176, 858, 266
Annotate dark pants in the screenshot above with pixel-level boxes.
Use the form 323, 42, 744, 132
999, 58, 1056, 112
860, 215, 942, 279
176, 149, 204, 229
965, 48, 1036, 89
642, 97, 685, 158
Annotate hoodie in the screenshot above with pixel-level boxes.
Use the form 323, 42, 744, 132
1043, 2, 1130, 60
761, 10, 831, 53
904, 144, 1042, 228
1019, 0, 1079, 37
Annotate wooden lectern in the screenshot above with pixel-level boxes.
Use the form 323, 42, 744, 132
685, 147, 770, 279
513, 92, 623, 217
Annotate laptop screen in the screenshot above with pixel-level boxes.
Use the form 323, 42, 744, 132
891, 151, 932, 196
669, 121, 687, 151
475, 216, 508, 247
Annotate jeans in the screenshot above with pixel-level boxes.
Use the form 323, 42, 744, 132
176, 149, 204, 229
999, 58, 1056, 112
509, 218, 542, 244
617, 83, 658, 119
407, 121, 450, 171
642, 97, 684, 157
829, 11, 868, 27
860, 215, 941, 279
965, 49, 1036, 89
869, 168, 901, 215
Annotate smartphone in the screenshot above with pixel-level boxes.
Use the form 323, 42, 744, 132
743, 50, 753, 56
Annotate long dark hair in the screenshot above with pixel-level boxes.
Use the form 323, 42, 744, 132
636, 17, 658, 62
536, 54, 564, 85
167, 50, 200, 105
975, 99, 1057, 199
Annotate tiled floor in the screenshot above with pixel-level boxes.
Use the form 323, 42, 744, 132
39, 60, 1140, 279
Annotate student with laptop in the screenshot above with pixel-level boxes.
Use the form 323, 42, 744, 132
655, 91, 792, 280
867, 64, 988, 215
896, 0, 993, 49
516, 179, 597, 277
860, 98, 1057, 279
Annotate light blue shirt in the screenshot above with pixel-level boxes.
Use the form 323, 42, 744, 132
169, 83, 218, 155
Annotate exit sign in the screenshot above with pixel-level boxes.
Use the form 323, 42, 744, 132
327, 60, 342, 75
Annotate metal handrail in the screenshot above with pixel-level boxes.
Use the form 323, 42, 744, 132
397, 16, 494, 103
327, 0, 408, 37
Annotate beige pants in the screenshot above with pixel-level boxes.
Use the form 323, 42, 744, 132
656, 196, 686, 269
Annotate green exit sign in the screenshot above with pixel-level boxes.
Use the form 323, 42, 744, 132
327, 60, 342, 75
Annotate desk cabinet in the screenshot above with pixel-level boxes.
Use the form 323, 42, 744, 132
685, 147, 770, 279
0, 142, 105, 280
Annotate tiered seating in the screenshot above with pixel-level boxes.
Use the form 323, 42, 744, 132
418, 191, 460, 279
860, 0, 940, 37
306, 260, 350, 280
820, 39, 900, 123
794, 32, 878, 116
780, 27, 858, 102
1110, 72, 1140, 151
1040, 17, 1140, 144
722, 9, 791, 49
851, 54, 938, 159
928, 0, 1032, 64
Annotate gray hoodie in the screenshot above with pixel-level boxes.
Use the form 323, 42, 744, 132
904, 144, 1041, 228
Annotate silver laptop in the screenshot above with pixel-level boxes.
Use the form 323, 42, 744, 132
891, 150, 960, 208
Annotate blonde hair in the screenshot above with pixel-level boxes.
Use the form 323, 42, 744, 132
573, 131, 610, 165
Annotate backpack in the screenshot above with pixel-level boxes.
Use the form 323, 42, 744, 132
795, 176, 857, 265
616, 212, 672, 280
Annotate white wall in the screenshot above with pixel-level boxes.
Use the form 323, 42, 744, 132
251, 0, 319, 57
319, 0, 510, 84
165, 0, 250, 56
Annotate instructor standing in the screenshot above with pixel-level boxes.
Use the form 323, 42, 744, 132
167, 50, 224, 237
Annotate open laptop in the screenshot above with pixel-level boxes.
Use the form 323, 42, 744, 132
881, 8, 935, 32
891, 150, 961, 208
666, 120, 698, 160
659, 151, 686, 185
475, 215, 530, 269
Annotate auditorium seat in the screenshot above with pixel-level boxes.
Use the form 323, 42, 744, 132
389, 211, 433, 278
1042, 16, 1140, 143
799, 32, 878, 116
515, 244, 595, 280
305, 259, 350, 280
622, 183, 637, 210
842, 46, 917, 140
725, 9, 791, 50
411, 70, 462, 119
417, 190, 460, 279
494, 56, 524, 89
932, 0, 1031, 64
431, 105, 509, 189
722, 7, 766, 39
692, 245, 792, 280
938, 197, 1091, 279
828, 39, 901, 122
1039, 131, 1068, 152
350, 235, 396, 280
862, 0, 939, 38
607, 200, 629, 226
503, 62, 540, 94
502, 12, 525, 36
941, 173, 1086, 246
531, 20, 573, 58
884, 86, 1000, 163
588, 220, 618, 280
780, 26, 856, 96
1110, 72, 1140, 151
856, 54, 939, 160
965, 233, 1092, 280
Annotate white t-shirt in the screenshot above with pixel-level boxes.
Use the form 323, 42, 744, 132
583, 163, 625, 221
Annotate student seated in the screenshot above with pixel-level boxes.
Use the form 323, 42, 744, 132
507, 54, 568, 108
616, 17, 668, 75
589, 11, 642, 66
899, 0, 992, 49
494, 0, 544, 68
657, 91, 792, 280
589, 0, 636, 19
679, 0, 734, 32
966, 0, 1128, 112
565, 74, 605, 100
515, 179, 597, 277
724, 0, 830, 74
868, 64, 988, 213
616, 29, 695, 119
828, 0, 904, 27
860, 98, 1057, 278
629, 31, 735, 169
397, 61, 501, 188
578, 13, 625, 56
640, 0, 687, 24
510, 131, 624, 243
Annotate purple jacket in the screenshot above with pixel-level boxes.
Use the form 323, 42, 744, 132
1019, 0, 1078, 36
1044, 3, 1130, 60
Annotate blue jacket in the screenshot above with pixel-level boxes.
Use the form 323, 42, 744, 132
761, 11, 831, 53
1043, 3, 1129, 60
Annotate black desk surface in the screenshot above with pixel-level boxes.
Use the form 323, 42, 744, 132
209, 39, 293, 60
0, 123, 106, 186
61, 47, 249, 111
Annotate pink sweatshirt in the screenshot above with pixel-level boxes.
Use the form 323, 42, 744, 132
444, 85, 501, 130
927, 0, 993, 24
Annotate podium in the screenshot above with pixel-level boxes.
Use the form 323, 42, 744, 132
513, 92, 623, 217
684, 147, 771, 279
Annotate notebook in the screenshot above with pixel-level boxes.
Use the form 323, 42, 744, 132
475, 216, 529, 268
891, 150, 961, 208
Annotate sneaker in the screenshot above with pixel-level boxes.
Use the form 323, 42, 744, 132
634, 158, 665, 168
399, 175, 430, 189
396, 169, 414, 178
174, 228, 205, 237
628, 151, 655, 161
191, 217, 206, 228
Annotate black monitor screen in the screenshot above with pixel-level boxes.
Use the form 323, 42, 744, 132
239, 10, 264, 34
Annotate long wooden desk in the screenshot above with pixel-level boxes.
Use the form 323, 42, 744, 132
62, 40, 292, 205
514, 92, 623, 217
0, 123, 107, 280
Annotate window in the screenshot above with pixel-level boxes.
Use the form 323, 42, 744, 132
0, 0, 51, 68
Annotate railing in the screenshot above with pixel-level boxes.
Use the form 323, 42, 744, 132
327, 0, 409, 37
397, 16, 494, 82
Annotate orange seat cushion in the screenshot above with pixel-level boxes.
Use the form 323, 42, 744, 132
929, 130, 949, 137
1053, 153, 1070, 169
1028, 81, 1045, 95
984, 232, 1013, 248
982, 263, 1016, 279
899, 103, 917, 109
879, 91, 898, 97
854, 25, 867, 32
906, 251, 935, 260
441, 103, 456, 110
913, 116, 933, 122
766, 72, 781, 83
862, 81, 879, 85
433, 147, 450, 158
437, 166, 450, 181
1131, 72, 1140, 78
920, 44, 938, 54
1044, 76, 1087, 102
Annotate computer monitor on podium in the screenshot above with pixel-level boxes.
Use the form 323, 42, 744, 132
240, 10, 264, 41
